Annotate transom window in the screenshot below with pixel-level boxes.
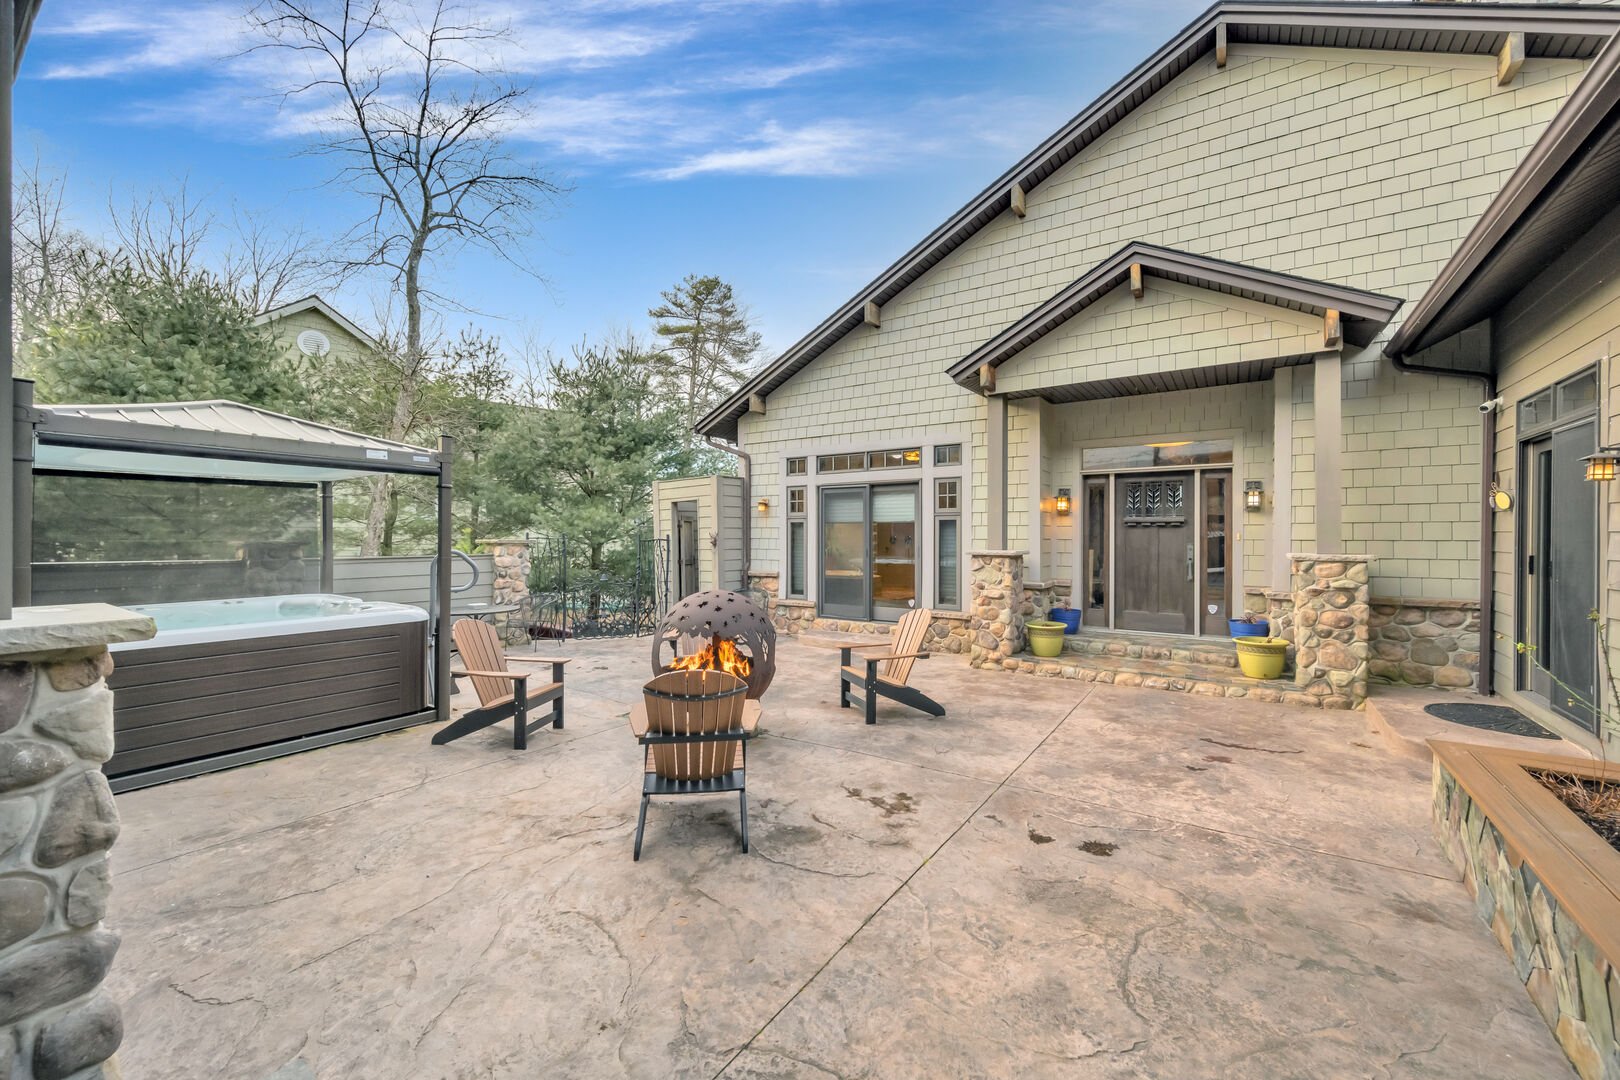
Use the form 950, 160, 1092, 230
934, 444, 961, 466
786, 456, 807, 476
1081, 439, 1233, 470
1520, 368, 1597, 436
816, 447, 923, 473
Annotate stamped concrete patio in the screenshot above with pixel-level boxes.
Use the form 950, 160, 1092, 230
106, 636, 1569, 1078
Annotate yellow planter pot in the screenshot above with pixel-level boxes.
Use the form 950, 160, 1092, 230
1026, 620, 1066, 658
1234, 636, 1288, 680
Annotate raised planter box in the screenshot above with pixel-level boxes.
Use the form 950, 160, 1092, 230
1432, 741, 1620, 1079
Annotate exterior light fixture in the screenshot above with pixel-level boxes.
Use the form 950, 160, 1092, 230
757, 497, 771, 513
1054, 488, 1072, 516
1244, 480, 1264, 510
1583, 450, 1620, 482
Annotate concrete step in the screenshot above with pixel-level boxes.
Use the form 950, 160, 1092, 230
1363, 686, 1593, 764
1058, 627, 1241, 671
1005, 651, 1337, 709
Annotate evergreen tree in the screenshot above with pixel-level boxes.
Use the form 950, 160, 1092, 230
649, 274, 761, 460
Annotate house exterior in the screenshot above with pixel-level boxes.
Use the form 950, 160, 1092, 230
651, 475, 747, 604
254, 294, 382, 367
695, 2, 1620, 748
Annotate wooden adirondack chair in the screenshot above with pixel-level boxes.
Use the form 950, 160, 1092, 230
628, 668, 761, 860
838, 607, 945, 725
433, 618, 570, 750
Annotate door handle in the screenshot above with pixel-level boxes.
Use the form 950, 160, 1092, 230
1187, 543, 1194, 582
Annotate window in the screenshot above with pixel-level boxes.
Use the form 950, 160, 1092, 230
1081, 439, 1233, 469
936, 518, 959, 609
817, 452, 865, 473
1520, 369, 1597, 436
868, 448, 922, 469
786, 456, 807, 476
1519, 390, 1554, 432
934, 444, 961, 466
936, 479, 959, 511
787, 486, 807, 598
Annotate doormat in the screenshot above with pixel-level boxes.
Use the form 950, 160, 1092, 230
1424, 702, 1559, 740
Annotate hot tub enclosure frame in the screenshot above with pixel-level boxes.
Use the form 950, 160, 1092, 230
8, 387, 456, 790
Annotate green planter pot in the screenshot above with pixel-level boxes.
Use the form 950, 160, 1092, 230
1027, 620, 1066, 658
1234, 636, 1287, 680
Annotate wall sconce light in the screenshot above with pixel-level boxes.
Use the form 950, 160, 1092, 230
1244, 480, 1264, 510
1583, 450, 1620, 482
1054, 488, 1072, 515
757, 497, 771, 513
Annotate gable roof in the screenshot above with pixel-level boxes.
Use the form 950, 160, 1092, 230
255, 294, 383, 354
1386, 28, 1620, 358
948, 242, 1402, 393
697, 1, 1620, 440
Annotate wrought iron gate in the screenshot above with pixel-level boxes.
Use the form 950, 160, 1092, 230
519, 533, 668, 640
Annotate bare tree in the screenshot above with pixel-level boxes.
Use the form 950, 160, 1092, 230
219, 208, 324, 312
12, 158, 95, 342
250, 0, 565, 554
108, 178, 214, 286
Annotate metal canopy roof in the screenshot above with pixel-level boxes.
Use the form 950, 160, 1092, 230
949, 242, 1403, 394
31, 400, 442, 483
696, 1, 1620, 441
1386, 30, 1620, 358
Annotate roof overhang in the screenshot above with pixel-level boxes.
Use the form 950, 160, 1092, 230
1386, 30, 1620, 358
254, 294, 384, 355
949, 242, 1403, 394
697, 1, 1620, 440
29, 401, 441, 484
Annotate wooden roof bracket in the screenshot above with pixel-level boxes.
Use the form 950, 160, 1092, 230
1130, 263, 1145, 299
1498, 32, 1525, 86
863, 301, 881, 328
1215, 21, 1228, 68
1323, 309, 1343, 350
748, 393, 767, 415
979, 364, 997, 395
1010, 181, 1027, 219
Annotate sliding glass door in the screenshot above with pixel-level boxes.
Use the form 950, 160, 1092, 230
819, 483, 919, 622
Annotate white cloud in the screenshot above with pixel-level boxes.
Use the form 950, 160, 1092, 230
651, 120, 880, 180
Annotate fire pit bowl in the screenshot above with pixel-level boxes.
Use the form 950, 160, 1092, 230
651, 589, 777, 699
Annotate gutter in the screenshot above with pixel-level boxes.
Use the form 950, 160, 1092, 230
705, 436, 752, 586
1389, 353, 1496, 697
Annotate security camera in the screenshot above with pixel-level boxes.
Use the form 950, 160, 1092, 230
1479, 397, 1504, 414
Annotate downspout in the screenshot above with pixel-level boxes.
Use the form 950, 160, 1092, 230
705, 435, 752, 587
1390, 354, 1496, 696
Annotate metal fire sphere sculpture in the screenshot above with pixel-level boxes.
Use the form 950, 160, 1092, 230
651, 589, 777, 699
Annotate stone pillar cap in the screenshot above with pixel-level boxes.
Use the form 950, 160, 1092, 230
0, 604, 156, 661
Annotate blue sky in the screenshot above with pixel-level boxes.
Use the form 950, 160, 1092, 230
17, 0, 1208, 362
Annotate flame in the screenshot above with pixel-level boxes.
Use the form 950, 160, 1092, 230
668, 637, 752, 679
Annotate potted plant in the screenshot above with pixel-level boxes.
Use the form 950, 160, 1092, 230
1026, 619, 1067, 658
1233, 635, 1287, 679
1228, 612, 1269, 639
1048, 605, 1082, 634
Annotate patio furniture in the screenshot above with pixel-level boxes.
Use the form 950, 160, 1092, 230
838, 607, 945, 725
433, 617, 569, 749
629, 668, 761, 860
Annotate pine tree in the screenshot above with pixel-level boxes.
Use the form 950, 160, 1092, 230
649, 275, 762, 441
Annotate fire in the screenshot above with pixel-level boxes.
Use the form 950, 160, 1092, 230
668, 637, 752, 679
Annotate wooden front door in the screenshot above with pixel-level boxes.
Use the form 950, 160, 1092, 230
1115, 473, 1195, 633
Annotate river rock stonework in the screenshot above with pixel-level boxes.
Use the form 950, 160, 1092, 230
1288, 553, 1372, 710
968, 551, 1028, 669
481, 538, 532, 645
0, 605, 151, 1080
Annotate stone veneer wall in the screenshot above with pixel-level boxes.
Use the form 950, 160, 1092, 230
1288, 554, 1372, 710
2, 606, 153, 1080
1022, 579, 1072, 622
1244, 589, 1481, 691
1433, 760, 1620, 1080
481, 538, 532, 645
968, 551, 1028, 669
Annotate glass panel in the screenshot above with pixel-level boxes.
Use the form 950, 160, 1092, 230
1547, 421, 1598, 731
1202, 473, 1230, 636
937, 517, 959, 609
786, 457, 807, 476
820, 488, 868, 619
1084, 477, 1107, 622
789, 521, 807, 597
871, 484, 918, 620
934, 444, 961, 466
1518, 390, 1554, 432
1558, 370, 1597, 416
936, 479, 958, 511
817, 453, 865, 473
788, 487, 806, 515
1081, 439, 1234, 470
868, 448, 922, 469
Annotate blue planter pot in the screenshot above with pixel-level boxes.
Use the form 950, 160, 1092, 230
1228, 617, 1268, 638
1049, 607, 1082, 634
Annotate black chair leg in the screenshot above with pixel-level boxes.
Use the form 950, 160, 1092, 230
839, 678, 850, 708
865, 682, 877, 725
552, 694, 563, 730
514, 696, 529, 750
739, 789, 749, 853
633, 794, 650, 861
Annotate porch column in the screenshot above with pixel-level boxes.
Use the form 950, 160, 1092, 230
1313, 353, 1343, 552
986, 396, 1007, 548
1271, 367, 1295, 591
968, 550, 1026, 668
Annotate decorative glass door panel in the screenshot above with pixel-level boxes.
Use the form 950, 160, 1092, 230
1201, 472, 1231, 635
1083, 477, 1108, 627
1114, 473, 1195, 634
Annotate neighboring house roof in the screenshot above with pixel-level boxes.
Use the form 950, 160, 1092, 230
1386, 29, 1620, 358
255, 294, 383, 355
949, 242, 1402, 394
697, 1, 1620, 441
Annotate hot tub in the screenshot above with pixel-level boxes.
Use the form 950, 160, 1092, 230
107, 594, 429, 785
